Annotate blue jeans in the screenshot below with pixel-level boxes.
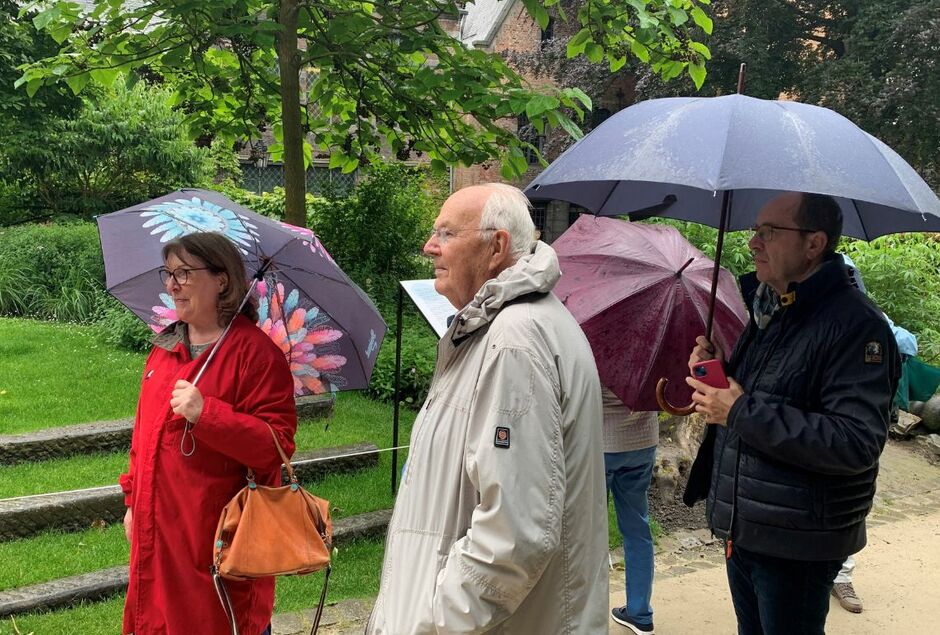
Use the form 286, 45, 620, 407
605, 445, 656, 626
261, 626, 271, 635
726, 545, 843, 635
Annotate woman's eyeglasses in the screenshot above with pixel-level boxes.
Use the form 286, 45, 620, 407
159, 267, 210, 286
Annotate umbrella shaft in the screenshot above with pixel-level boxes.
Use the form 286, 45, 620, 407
706, 189, 734, 341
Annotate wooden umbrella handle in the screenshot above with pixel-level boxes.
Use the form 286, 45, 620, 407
655, 377, 696, 416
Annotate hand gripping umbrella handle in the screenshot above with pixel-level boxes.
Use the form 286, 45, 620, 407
655, 378, 696, 416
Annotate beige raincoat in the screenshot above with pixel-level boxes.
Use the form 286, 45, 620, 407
367, 242, 607, 634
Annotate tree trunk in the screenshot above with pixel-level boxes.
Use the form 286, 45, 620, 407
277, 0, 306, 227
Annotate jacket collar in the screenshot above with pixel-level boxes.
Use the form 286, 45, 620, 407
450, 241, 560, 339
740, 252, 853, 322
153, 321, 189, 353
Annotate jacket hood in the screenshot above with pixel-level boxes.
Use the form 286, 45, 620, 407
453, 241, 559, 338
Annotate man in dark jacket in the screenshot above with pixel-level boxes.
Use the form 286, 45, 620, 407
683, 192, 900, 635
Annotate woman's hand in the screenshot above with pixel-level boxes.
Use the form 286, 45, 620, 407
170, 380, 204, 423
124, 507, 133, 544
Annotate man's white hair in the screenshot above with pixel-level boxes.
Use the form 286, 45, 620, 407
479, 183, 537, 260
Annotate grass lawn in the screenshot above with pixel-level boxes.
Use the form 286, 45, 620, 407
0, 318, 146, 433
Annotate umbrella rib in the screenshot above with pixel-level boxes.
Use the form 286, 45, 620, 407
637, 287, 677, 398
710, 96, 741, 192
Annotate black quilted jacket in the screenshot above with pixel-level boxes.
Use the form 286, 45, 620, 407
684, 254, 901, 561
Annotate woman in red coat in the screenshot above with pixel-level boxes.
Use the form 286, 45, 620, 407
120, 232, 297, 635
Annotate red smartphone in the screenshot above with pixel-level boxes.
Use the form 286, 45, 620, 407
692, 359, 729, 389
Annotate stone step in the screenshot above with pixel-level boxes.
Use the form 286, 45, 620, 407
0, 443, 379, 541
0, 395, 334, 466
0, 509, 392, 618
0, 419, 134, 466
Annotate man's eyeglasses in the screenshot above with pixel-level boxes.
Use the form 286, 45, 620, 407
427, 226, 496, 246
750, 224, 818, 243
159, 267, 211, 286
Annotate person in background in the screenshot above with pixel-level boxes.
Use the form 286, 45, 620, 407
120, 232, 296, 635
367, 183, 607, 634
603, 387, 658, 634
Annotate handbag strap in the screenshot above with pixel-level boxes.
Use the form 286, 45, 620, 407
247, 424, 298, 483
211, 565, 331, 635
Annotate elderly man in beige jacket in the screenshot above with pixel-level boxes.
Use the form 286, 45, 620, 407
366, 183, 607, 634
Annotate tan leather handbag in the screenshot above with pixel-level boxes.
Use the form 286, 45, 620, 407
211, 425, 332, 635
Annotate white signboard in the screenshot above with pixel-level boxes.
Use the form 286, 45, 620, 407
400, 279, 455, 339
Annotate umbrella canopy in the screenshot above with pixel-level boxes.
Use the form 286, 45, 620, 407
553, 216, 748, 411
97, 188, 386, 395
526, 94, 940, 239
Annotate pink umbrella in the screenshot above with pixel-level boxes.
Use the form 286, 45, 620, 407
553, 215, 748, 411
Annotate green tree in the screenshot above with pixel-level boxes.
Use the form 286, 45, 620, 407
19, 0, 712, 226
663, 0, 940, 190
7, 80, 209, 216
0, 0, 81, 221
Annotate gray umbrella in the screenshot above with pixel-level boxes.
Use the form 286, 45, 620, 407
525, 94, 940, 239
526, 93, 940, 414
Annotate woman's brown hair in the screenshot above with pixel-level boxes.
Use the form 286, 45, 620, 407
161, 233, 259, 326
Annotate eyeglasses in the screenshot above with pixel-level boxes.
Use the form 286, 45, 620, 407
427, 226, 496, 246
750, 224, 818, 243
159, 267, 211, 286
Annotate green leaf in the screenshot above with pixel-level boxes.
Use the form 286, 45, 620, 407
302, 141, 313, 170
568, 28, 592, 48
49, 24, 73, 45
585, 43, 604, 64
556, 113, 583, 141
500, 161, 516, 180
609, 55, 627, 73
328, 151, 346, 170
525, 94, 560, 118
64, 73, 90, 95
691, 7, 714, 34
564, 87, 593, 111
268, 142, 285, 163
25, 78, 43, 98
667, 7, 689, 26
689, 41, 712, 60
90, 67, 120, 86
688, 62, 707, 89
630, 38, 651, 63
533, 5, 550, 30
341, 155, 359, 174
32, 8, 58, 31
567, 29, 591, 58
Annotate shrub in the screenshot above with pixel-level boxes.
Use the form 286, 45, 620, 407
221, 185, 329, 227
843, 233, 940, 362
366, 316, 438, 407
313, 161, 435, 306
2, 80, 210, 218
96, 296, 155, 351
0, 221, 108, 322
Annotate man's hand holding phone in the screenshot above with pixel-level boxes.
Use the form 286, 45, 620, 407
686, 336, 743, 425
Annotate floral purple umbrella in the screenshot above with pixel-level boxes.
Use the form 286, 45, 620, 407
97, 189, 386, 395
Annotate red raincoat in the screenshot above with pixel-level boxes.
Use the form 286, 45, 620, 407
120, 315, 297, 635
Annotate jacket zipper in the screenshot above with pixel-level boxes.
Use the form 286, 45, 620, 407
724, 306, 794, 559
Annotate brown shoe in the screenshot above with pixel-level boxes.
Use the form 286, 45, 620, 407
832, 582, 863, 613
